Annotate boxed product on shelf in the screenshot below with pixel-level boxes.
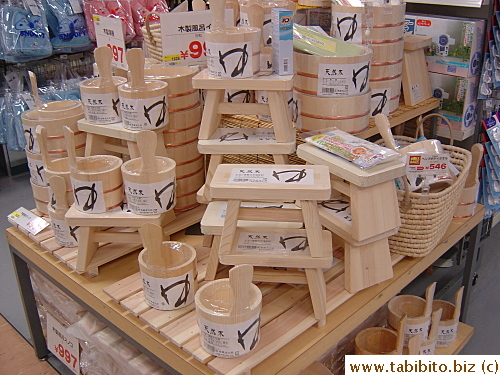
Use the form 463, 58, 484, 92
429, 72, 478, 140
404, 14, 485, 78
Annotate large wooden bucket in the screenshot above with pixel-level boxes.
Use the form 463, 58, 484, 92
369, 74, 402, 116
30, 179, 49, 215
26, 148, 47, 187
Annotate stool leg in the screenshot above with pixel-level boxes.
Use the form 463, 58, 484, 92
267, 91, 293, 143
199, 89, 224, 140
85, 133, 107, 157
305, 268, 327, 327
301, 200, 327, 258
344, 238, 393, 294
127, 141, 140, 159
203, 234, 214, 248
197, 154, 223, 203
272, 154, 289, 164
75, 227, 99, 274
205, 236, 221, 281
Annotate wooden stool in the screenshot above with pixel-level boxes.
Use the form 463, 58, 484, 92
210, 163, 333, 327
65, 204, 175, 274
402, 35, 433, 106
192, 69, 296, 203
78, 119, 168, 159
297, 143, 405, 293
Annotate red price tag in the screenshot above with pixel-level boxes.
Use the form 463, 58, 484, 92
106, 43, 124, 64
47, 314, 80, 374
54, 344, 78, 369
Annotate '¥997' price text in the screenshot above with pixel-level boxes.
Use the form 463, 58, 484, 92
106, 43, 124, 64
54, 344, 78, 369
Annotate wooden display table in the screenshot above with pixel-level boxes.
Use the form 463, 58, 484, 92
7, 205, 482, 375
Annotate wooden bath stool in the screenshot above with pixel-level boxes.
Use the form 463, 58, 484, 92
209, 163, 333, 326
297, 142, 406, 294
192, 69, 296, 203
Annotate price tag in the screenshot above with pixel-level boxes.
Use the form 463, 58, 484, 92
159, 10, 233, 66
94, 15, 127, 70
406, 153, 450, 177
68, 0, 83, 13
47, 314, 80, 374
7, 207, 49, 235
24, 0, 41, 16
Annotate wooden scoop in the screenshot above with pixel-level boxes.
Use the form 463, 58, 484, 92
374, 114, 399, 151
94, 46, 115, 90
246, 3, 265, 47
428, 308, 443, 343
395, 314, 407, 355
453, 286, 464, 321
127, 48, 147, 91
49, 175, 69, 212
465, 144, 483, 189
137, 130, 158, 182
28, 70, 43, 113
407, 334, 422, 355
35, 125, 53, 171
140, 223, 171, 267
63, 126, 78, 172
229, 264, 254, 319
424, 282, 436, 318
210, 0, 227, 31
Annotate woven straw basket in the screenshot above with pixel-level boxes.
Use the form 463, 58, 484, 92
143, 12, 163, 62
376, 114, 472, 257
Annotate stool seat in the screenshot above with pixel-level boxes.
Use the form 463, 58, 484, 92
197, 128, 296, 154
296, 143, 405, 187
192, 69, 294, 91
210, 164, 331, 201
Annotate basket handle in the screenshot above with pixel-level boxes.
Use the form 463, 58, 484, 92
415, 113, 454, 146
145, 12, 161, 47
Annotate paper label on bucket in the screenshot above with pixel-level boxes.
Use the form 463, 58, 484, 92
198, 313, 261, 358
229, 167, 314, 185
23, 125, 39, 153
419, 340, 437, 355
81, 92, 121, 124
331, 11, 363, 45
237, 232, 310, 254
120, 94, 168, 130
71, 178, 106, 213
51, 218, 79, 248
206, 41, 254, 79
256, 90, 294, 122
28, 160, 47, 187
371, 87, 391, 117
141, 270, 195, 310
403, 321, 430, 346
123, 178, 176, 215
318, 198, 352, 224
437, 322, 458, 347
317, 61, 370, 97
217, 128, 276, 142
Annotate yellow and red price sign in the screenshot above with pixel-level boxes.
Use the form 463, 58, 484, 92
94, 15, 127, 70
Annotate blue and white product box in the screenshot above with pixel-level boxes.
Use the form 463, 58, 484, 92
404, 15, 485, 78
272, 8, 293, 76
429, 72, 479, 140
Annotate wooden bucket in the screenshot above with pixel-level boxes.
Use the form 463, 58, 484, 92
26, 148, 47, 187
195, 273, 262, 358
118, 79, 169, 131
47, 175, 78, 248
355, 327, 399, 355
138, 241, 197, 310
175, 164, 205, 211
372, 40, 404, 64
79, 76, 127, 124
45, 158, 75, 206
22, 109, 86, 158
30, 179, 49, 215
432, 300, 459, 347
35, 100, 83, 119
121, 156, 177, 215
168, 103, 203, 131
370, 75, 402, 115
388, 295, 431, 345
205, 26, 262, 78
294, 48, 372, 97
370, 60, 403, 82
143, 65, 200, 113
70, 155, 124, 213
294, 89, 371, 133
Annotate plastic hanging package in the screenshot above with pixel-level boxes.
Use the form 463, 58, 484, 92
130, 0, 168, 38
0, 0, 52, 63
83, 0, 135, 42
42, 0, 92, 53
0, 97, 7, 145
2, 90, 28, 151
83, 0, 110, 41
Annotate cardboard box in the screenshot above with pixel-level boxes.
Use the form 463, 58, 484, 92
404, 15, 485, 77
272, 8, 293, 76
429, 72, 478, 139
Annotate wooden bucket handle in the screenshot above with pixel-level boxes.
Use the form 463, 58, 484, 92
145, 12, 161, 47
415, 113, 454, 146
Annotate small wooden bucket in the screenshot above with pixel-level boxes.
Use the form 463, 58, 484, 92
30, 179, 49, 215
355, 327, 399, 355
388, 295, 431, 346
26, 148, 47, 187
22, 109, 86, 158
70, 155, 124, 213
121, 157, 177, 215
44, 158, 75, 206
143, 65, 200, 113
118, 80, 169, 131
432, 300, 459, 347
294, 48, 372, 97
79, 76, 127, 124
47, 176, 78, 248
370, 75, 402, 115
195, 274, 262, 358
138, 241, 197, 310
205, 26, 262, 78
294, 89, 371, 133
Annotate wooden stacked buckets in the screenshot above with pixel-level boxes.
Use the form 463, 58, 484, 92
331, 2, 405, 116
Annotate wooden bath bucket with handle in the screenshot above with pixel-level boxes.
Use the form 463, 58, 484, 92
355, 315, 406, 355
432, 286, 463, 348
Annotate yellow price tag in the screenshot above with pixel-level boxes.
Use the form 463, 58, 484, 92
93, 15, 100, 21
163, 54, 181, 62
10, 211, 21, 219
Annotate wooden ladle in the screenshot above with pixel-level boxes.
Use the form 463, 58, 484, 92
229, 264, 254, 321
140, 223, 172, 267
137, 130, 158, 182
94, 46, 116, 90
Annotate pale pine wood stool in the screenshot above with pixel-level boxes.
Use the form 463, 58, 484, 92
297, 142, 406, 294
192, 69, 296, 203
209, 163, 333, 327
78, 119, 168, 159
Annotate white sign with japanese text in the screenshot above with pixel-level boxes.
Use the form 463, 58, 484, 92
94, 15, 127, 70
47, 314, 80, 374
